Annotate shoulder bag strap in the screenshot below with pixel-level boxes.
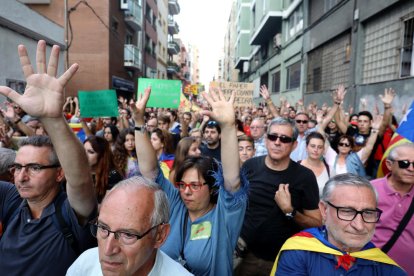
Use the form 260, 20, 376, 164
54, 191, 80, 255
382, 196, 414, 253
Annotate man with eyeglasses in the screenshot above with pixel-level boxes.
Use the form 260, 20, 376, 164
67, 177, 192, 275
371, 143, 414, 275
250, 118, 268, 157
271, 173, 406, 275
146, 117, 158, 133
0, 41, 97, 274
236, 117, 322, 276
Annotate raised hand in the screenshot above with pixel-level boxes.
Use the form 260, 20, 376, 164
379, 88, 396, 105
130, 86, 151, 124
333, 85, 347, 103
259, 85, 270, 100
371, 115, 383, 130
0, 40, 79, 118
201, 88, 235, 127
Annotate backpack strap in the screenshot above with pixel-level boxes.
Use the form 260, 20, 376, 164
1, 190, 80, 255
382, 196, 414, 253
52, 191, 80, 255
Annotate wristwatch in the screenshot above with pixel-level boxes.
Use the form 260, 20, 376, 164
285, 209, 297, 220
134, 125, 147, 133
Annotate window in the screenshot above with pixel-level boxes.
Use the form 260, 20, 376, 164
111, 17, 119, 32
324, 0, 340, 12
287, 61, 301, 89
272, 71, 280, 93
6, 79, 26, 94
125, 33, 133, 44
400, 17, 414, 77
286, 6, 303, 41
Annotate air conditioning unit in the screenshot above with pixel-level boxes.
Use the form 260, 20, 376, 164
243, 61, 249, 73
120, 0, 128, 10
273, 33, 282, 49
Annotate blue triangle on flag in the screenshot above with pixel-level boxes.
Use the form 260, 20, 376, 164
396, 101, 414, 143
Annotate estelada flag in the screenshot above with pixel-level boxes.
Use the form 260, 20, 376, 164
377, 101, 414, 177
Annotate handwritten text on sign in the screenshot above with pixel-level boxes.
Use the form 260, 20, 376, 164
210, 81, 253, 107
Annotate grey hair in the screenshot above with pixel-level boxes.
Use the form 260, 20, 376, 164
0, 148, 16, 174
18, 135, 60, 166
106, 176, 170, 227
387, 142, 414, 161
321, 173, 378, 204
266, 117, 299, 141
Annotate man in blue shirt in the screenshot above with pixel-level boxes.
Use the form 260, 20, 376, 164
272, 174, 406, 275
0, 40, 97, 275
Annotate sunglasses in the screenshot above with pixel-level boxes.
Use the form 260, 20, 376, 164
338, 142, 351, 147
207, 121, 218, 126
267, 133, 294, 143
295, 120, 309, 124
393, 160, 414, 169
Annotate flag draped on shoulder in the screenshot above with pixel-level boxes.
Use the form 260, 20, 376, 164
270, 227, 401, 275
377, 101, 414, 178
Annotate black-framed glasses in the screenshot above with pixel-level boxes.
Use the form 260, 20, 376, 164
338, 142, 351, 147
175, 181, 207, 191
391, 160, 414, 169
326, 201, 382, 223
9, 163, 60, 176
267, 133, 294, 143
90, 222, 165, 245
295, 119, 309, 124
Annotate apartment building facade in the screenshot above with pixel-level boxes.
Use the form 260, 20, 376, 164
6, 0, 186, 100
230, 0, 413, 115
0, 0, 65, 99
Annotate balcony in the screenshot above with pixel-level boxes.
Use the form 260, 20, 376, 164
124, 44, 142, 70
167, 61, 180, 75
168, 41, 180, 55
168, 18, 179, 35
168, 0, 180, 15
124, 0, 143, 31
250, 12, 282, 45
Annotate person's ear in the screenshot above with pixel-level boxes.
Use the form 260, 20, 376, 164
154, 223, 170, 248
56, 167, 65, 183
385, 159, 393, 171
319, 201, 327, 224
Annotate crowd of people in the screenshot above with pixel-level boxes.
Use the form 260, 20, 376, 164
0, 40, 412, 275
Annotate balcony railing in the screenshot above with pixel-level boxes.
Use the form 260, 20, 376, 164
124, 44, 142, 70
124, 0, 143, 31
168, 18, 179, 35
167, 61, 180, 74
168, 41, 180, 55
168, 0, 180, 15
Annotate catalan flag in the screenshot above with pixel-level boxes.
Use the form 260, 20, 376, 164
377, 101, 414, 177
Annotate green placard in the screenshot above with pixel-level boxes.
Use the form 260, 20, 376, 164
78, 90, 119, 118
137, 78, 181, 108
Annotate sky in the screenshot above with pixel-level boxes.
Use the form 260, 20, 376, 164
174, 0, 234, 87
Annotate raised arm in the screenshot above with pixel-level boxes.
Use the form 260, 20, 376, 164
359, 115, 382, 163
378, 88, 396, 137
2, 103, 35, 136
131, 87, 159, 180
0, 40, 95, 222
202, 89, 240, 193
260, 85, 279, 119
318, 85, 347, 132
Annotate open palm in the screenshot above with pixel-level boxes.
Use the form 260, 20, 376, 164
202, 88, 235, 126
0, 40, 78, 118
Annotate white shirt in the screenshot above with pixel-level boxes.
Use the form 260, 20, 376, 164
67, 247, 193, 276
